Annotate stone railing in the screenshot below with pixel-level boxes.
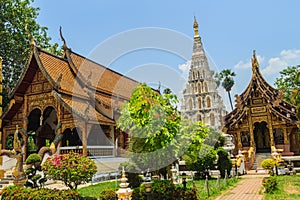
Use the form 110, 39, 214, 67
58, 146, 114, 157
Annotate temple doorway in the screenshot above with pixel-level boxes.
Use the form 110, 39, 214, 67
26, 106, 58, 155
254, 121, 270, 152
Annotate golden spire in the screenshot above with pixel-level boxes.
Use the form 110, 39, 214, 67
193, 16, 199, 37
252, 50, 259, 69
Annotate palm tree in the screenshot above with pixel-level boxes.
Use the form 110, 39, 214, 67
216, 69, 236, 110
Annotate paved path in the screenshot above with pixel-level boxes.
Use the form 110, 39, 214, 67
215, 175, 267, 200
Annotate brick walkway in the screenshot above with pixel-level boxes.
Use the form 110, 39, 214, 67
215, 175, 267, 200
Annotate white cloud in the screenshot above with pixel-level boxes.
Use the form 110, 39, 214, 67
280, 49, 300, 60
178, 60, 191, 72
262, 49, 300, 76
234, 55, 264, 69
261, 57, 287, 76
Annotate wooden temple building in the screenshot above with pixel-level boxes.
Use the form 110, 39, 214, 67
0, 37, 140, 158
223, 51, 299, 159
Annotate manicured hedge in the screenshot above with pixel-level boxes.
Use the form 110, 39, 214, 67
98, 180, 199, 200
0, 185, 88, 200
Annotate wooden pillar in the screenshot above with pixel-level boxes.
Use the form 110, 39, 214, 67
283, 127, 289, 145
267, 113, 274, 147
247, 110, 255, 148
111, 126, 115, 157
237, 130, 242, 149
22, 95, 28, 158
82, 122, 87, 157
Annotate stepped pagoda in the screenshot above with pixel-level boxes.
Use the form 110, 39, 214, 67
223, 51, 299, 156
181, 17, 226, 131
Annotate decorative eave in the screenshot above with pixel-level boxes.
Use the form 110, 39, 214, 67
51, 90, 115, 125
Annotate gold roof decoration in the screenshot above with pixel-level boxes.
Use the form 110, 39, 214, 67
193, 16, 199, 37
252, 50, 259, 69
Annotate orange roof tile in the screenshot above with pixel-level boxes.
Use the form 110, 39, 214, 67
69, 52, 139, 99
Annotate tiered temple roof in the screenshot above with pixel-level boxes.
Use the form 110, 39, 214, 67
3, 39, 140, 126
223, 50, 298, 130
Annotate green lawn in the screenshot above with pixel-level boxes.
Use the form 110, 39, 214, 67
78, 177, 239, 199
78, 181, 118, 198
264, 175, 300, 200
188, 177, 240, 200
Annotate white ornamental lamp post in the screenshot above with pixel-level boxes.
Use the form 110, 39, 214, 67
116, 167, 133, 200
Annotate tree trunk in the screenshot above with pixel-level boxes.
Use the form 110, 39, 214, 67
228, 91, 233, 110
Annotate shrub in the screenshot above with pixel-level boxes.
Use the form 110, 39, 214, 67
0, 185, 81, 199
261, 158, 275, 175
42, 151, 97, 189
98, 188, 117, 200
262, 176, 278, 193
132, 180, 198, 200
217, 147, 232, 178
25, 153, 47, 188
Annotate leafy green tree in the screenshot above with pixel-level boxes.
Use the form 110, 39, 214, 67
0, 0, 61, 107
275, 66, 300, 104
216, 69, 236, 110
184, 144, 216, 179
291, 68, 300, 119
117, 84, 208, 176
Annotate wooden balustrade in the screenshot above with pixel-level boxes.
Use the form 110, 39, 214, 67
58, 146, 114, 157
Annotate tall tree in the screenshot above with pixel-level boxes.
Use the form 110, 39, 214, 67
0, 0, 61, 107
216, 69, 236, 110
291, 67, 300, 119
117, 84, 208, 176
274, 66, 300, 104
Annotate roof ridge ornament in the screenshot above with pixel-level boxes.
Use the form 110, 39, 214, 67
252, 50, 259, 69
25, 24, 35, 49
59, 26, 68, 52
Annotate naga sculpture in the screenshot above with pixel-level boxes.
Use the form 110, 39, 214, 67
0, 125, 26, 186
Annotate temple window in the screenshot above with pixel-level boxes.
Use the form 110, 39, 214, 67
198, 82, 201, 93
198, 97, 202, 109
204, 82, 208, 92
273, 128, 284, 145
241, 131, 250, 147
207, 96, 211, 108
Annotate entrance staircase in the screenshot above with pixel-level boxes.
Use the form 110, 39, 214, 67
250, 152, 271, 173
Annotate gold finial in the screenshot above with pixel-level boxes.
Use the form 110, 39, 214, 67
60, 26, 68, 52
252, 50, 259, 69
25, 24, 35, 48
193, 16, 199, 37
193, 16, 198, 28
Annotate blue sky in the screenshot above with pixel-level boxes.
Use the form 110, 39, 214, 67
34, 0, 300, 110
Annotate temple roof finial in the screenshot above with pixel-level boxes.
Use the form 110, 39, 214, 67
60, 26, 68, 52
193, 16, 199, 37
252, 49, 259, 69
